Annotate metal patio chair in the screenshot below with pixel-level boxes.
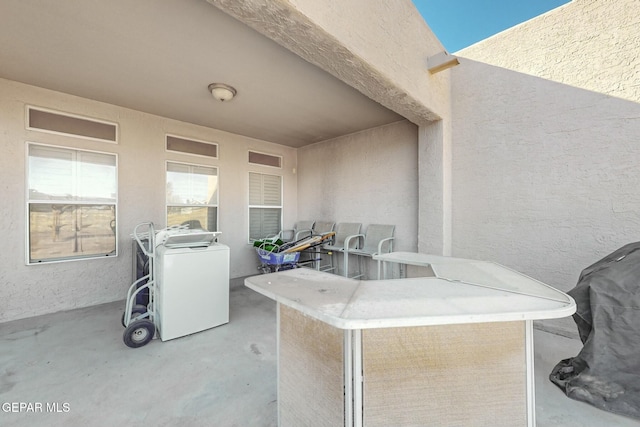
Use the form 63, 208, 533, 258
308, 221, 335, 270
321, 222, 362, 275
279, 220, 315, 242
342, 224, 395, 279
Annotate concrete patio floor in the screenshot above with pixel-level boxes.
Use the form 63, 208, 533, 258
1, 277, 639, 427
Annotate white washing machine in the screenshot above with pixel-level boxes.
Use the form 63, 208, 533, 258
154, 234, 230, 342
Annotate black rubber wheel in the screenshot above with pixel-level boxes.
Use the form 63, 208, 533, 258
121, 304, 147, 327
123, 320, 155, 348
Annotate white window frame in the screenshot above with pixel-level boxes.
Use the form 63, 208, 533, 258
26, 142, 118, 264
26, 105, 119, 144
248, 150, 282, 169
165, 133, 219, 160
165, 160, 219, 231
248, 172, 283, 243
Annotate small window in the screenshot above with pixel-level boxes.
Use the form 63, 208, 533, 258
166, 161, 219, 231
249, 151, 281, 168
27, 143, 117, 263
27, 106, 118, 143
248, 172, 282, 241
166, 135, 218, 159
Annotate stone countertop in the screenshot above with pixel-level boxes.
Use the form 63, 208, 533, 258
244, 261, 576, 330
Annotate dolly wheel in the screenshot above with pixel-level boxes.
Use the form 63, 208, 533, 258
121, 304, 148, 327
123, 320, 155, 348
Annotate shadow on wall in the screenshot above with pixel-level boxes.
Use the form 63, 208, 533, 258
450, 58, 640, 303
295, 120, 420, 256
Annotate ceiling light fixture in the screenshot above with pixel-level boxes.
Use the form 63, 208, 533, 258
208, 83, 237, 102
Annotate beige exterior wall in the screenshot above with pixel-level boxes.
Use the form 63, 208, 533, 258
297, 120, 419, 277
210, 0, 451, 124
418, 119, 452, 256
284, 0, 451, 120
0, 78, 297, 322
247, 0, 452, 272
450, 0, 640, 334
210, 0, 454, 257
460, 0, 640, 104
0, 0, 455, 322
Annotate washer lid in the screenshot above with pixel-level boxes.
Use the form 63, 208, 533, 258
156, 228, 222, 248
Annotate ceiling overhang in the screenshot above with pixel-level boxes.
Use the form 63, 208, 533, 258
0, 0, 419, 148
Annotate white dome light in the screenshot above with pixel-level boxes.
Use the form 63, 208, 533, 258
208, 83, 237, 102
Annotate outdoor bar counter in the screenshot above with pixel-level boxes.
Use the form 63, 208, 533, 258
245, 256, 576, 427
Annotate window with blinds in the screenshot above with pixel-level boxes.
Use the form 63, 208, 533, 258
27, 143, 117, 263
248, 172, 282, 241
166, 161, 218, 231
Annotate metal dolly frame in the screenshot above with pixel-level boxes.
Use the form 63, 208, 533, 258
122, 222, 158, 348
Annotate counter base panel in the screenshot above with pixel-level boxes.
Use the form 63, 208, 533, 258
362, 322, 527, 426
278, 304, 530, 426
279, 305, 344, 426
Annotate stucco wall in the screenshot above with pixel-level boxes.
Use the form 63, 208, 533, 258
452, 64, 640, 285
209, 0, 454, 256
418, 119, 452, 255
459, 0, 640, 104
284, 0, 450, 121
450, 0, 640, 334
297, 120, 419, 277
0, 78, 297, 322
210, 0, 451, 124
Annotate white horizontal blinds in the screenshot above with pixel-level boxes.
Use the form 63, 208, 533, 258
166, 161, 218, 231
77, 151, 117, 202
28, 144, 116, 202
249, 209, 282, 240
249, 172, 282, 239
249, 209, 263, 240
262, 174, 282, 206
249, 172, 263, 205
249, 172, 281, 206
167, 161, 190, 174
166, 135, 218, 158
261, 208, 281, 237
28, 145, 74, 201
28, 108, 117, 142
166, 162, 218, 205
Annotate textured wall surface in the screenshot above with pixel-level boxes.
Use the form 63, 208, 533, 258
459, 0, 640, 104
418, 120, 453, 255
0, 0, 452, 323
279, 305, 343, 426
0, 78, 297, 322
212, 0, 453, 257
297, 120, 419, 276
363, 322, 527, 426
209, 0, 451, 124
450, 0, 640, 334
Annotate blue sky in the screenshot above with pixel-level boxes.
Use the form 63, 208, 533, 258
412, 0, 571, 52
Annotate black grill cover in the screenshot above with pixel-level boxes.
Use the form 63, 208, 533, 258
550, 242, 640, 419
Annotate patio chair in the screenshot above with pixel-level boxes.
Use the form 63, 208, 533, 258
342, 224, 395, 279
308, 221, 335, 270
321, 222, 362, 275
312, 221, 335, 237
279, 220, 315, 242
